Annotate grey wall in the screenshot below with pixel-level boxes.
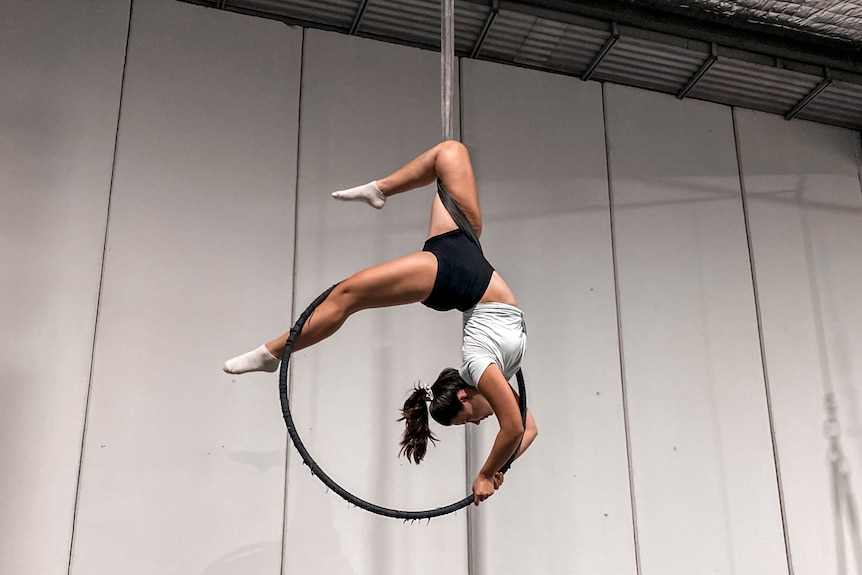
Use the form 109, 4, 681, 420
604, 85, 786, 574
736, 109, 862, 575
70, 2, 302, 573
1, 2, 130, 574
2, 1, 862, 574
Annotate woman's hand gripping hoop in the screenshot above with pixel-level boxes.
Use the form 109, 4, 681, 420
279, 285, 527, 520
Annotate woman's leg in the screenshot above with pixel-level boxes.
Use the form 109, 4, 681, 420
223, 251, 437, 374
380, 140, 482, 237
333, 140, 483, 236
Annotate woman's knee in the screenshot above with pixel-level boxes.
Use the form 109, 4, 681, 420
436, 140, 470, 169
331, 279, 366, 316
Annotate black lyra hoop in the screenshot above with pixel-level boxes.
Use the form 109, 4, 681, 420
279, 284, 527, 520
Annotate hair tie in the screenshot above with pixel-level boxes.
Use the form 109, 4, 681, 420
422, 384, 434, 402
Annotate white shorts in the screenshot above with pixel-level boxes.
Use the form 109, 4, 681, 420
459, 302, 527, 387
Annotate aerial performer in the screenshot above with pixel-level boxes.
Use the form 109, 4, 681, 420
224, 140, 537, 506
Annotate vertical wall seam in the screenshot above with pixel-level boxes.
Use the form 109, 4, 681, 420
281, 25, 306, 575
855, 131, 862, 196
67, 1, 135, 574
731, 107, 795, 575
601, 83, 642, 575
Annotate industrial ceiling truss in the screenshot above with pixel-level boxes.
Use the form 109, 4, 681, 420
180, 0, 862, 132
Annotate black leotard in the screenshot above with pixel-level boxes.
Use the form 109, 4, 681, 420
421, 229, 494, 312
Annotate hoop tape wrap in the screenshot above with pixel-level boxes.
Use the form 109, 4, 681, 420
279, 284, 526, 520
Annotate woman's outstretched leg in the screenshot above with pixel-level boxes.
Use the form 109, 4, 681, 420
223, 251, 437, 374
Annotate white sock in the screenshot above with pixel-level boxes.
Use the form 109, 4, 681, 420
223, 344, 279, 374
331, 181, 386, 209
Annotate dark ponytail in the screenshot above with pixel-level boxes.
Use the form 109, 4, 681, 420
398, 386, 436, 464
398, 368, 469, 464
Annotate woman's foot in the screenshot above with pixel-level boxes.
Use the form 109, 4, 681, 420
223, 344, 279, 374
331, 181, 386, 209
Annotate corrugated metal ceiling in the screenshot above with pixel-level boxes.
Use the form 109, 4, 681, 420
181, 0, 862, 132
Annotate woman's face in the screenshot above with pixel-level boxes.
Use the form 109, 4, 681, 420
450, 389, 494, 426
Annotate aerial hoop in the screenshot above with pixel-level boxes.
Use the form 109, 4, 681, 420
279, 285, 527, 520
277, 0, 526, 522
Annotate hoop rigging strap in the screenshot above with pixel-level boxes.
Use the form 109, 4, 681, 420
437, 179, 481, 248
279, 285, 527, 519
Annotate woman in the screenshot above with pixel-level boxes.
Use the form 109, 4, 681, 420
224, 140, 537, 505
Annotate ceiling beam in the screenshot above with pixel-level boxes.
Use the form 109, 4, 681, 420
471, 0, 499, 59
785, 73, 833, 120
460, 0, 862, 75
677, 43, 718, 99
581, 22, 618, 81
349, 0, 370, 36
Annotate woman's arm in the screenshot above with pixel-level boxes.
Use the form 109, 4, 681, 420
513, 409, 537, 460
487, 409, 536, 493
473, 365, 524, 505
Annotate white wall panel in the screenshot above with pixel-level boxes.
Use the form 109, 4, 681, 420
284, 30, 468, 575
736, 109, 862, 575
71, 1, 301, 573
461, 59, 636, 575
0, 2, 129, 574
605, 85, 787, 574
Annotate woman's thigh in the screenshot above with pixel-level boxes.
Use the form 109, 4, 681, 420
338, 251, 438, 313
429, 141, 483, 237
